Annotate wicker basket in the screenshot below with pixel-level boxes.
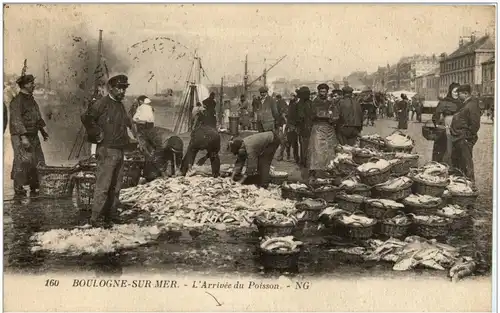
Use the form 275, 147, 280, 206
422, 120, 446, 141
411, 176, 448, 197
122, 159, 144, 189
435, 212, 471, 230
372, 180, 413, 201
384, 131, 415, 153
359, 137, 385, 150
364, 199, 402, 219
254, 217, 303, 237
259, 247, 301, 271
270, 175, 289, 186
281, 187, 314, 201
295, 199, 327, 221
341, 184, 372, 197
390, 159, 411, 176
74, 173, 96, 210
336, 193, 366, 212
378, 214, 411, 238
412, 218, 451, 238
357, 159, 392, 186
353, 152, 380, 165
311, 186, 339, 203
38, 165, 77, 199
448, 191, 479, 208
403, 197, 442, 216
336, 161, 358, 176
307, 178, 337, 189
335, 217, 377, 240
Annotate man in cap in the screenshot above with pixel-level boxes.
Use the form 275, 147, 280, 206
336, 86, 363, 146
295, 86, 313, 167
202, 92, 217, 128
279, 91, 300, 163
449, 84, 481, 182
237, 94, 251, 130
81, 74, 136, 228
9, 74, 49, 197
331, 88, 343, 103
256, 86, 280, 133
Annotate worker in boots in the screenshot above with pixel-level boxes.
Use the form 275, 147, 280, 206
180, 124, 221, 178
295, 86, 313, 168
229, 130, 281, 188
337, 86, 363, 146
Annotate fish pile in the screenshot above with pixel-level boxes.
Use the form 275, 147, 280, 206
412, 162, 449, 184
338, 213, 375, 226
404, 194, 442, 206
361, 134, 384, 144
338, 193, 367, 202
383, 214, 410, 225
256, 211, 302, 225
119, 176, 297, 230
260, 236, 303, 252
332, 153, 354, 164
437, 205, 468, 218
357, 158, 391, 173
410, 214, 450, 224
283, 182, 310, 191
365, 198, 405, 209
336, 145, 357, 154
339, 176, 366, 189
30, 224, 161, 256
394, 152, 419, 160
319, 206, 346, 219
375, 176, 412, 190
385, 132, 413, 148
447, 176, 476, 194
354, 147, 381, 157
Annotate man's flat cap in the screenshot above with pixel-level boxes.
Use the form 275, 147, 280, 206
457, 84, 472, 93
108, 75, 130, 87
317, 83, 329, 91
16, 74, 35, 86
342, 86, 354, 94
259, 86, 269, 93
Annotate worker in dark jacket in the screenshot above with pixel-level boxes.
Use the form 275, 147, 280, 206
281, 91, 300, 163
295, 86, 313, 167
450, 84, 481, 182
180, 125, 221, 177
431, 82, 461, 165
256, 86, 280, 132
81, 74, 135, 228
9, 74, 49, 197
137, 126, 183, 182
275, 94, 288, 161
396, 94, 410, 129
229, 131, 281, 188
337, 86, 363, 146
202, 92, 217, 128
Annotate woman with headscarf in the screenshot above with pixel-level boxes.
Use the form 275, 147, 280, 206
396, 94, 409, 129
431, 82, 461, 165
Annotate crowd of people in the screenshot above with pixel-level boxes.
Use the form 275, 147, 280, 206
3, 71, 483, 228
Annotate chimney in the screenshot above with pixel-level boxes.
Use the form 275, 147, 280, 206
471, 33, 476, 43
459, 38, 464, 47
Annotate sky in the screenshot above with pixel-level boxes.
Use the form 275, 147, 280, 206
3, 4, 495, 94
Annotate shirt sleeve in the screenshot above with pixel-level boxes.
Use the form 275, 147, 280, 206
9, 97, 27, 135
34, 100, 46, 129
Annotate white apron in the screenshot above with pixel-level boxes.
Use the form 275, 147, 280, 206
442, 115, 454, 165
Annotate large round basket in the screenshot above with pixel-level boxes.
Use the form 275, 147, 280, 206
422, 120, 446, 141
390, 159, 412, 176
411, 176, 448, 197
254, 217, 303, 237
353, 152, 380, 165
359, 137, 385, 150
295, 199, 327, 222
412, 218, 451, 238
372, 181, 412, 201
379, 218, 411, 238
270, 175, 289, 186
364, 200, 401, 219
357, 163, 392, 186
341, 184, 372, 197
38, 165, 77, 199
384, 131, 415, 153
403, 198, 442, 216
336, 161, 358, 176
448, 190, 479, 208
336, 193, 365, 212
73, 174, 96, 210
259, 247, 301, 271
336, 219, 377, 240
281, 187, 314, 201
307, 178, 337, 189
311, 186, 339, 203
435, 212, 471, 231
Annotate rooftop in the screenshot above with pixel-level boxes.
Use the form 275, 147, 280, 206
446, 35, 495, 59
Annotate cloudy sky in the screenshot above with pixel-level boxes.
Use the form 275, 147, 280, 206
3, 4, 495, 94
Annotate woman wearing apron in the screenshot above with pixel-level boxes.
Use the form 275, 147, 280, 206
431, 82, 462, 166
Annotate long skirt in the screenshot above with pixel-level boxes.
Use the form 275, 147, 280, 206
307, 121, 338, 171
432, 116, 453, 167
11, 134, 46, 190
398, 113, 408, 129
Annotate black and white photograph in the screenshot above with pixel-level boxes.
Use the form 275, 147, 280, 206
2, 3, 496, 311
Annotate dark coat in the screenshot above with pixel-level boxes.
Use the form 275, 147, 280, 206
450, 97, 481, 144
338, 96, 363, 127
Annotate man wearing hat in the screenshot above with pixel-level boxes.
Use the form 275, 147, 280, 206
396, 93, 409, 129
307, 83, 339, 179
295, 86, 313, 167
449, 84, 482, 181
255, 86, 280, 133
202, 92, 217, 128
331, 88, 343, 103
132, 95, 155, 131
336, 86, 363, 146
9, 74, 49, 197
281, 91, 300, 164
81, 74, 136, 228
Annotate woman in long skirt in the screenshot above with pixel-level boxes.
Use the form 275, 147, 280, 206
397, 94, 409, 130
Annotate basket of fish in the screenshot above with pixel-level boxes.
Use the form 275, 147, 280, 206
259, 236, 303, 271
254, 215, 303, 238
335, 145, 357, 154
364, 198, 405, 219
339, 176, 372, 197
329, 153, 358, 176
372, 176, 413, 201
295, 198, 328, 222
73, 171, 96, 209
311, 185, 340, 203
307, 177, 339, 189
394, 152, 420, 168
352, 148, 382, 165
38, 165, 78, 199
383, 131, 415, 153
333, 212, 377, 240
446, 176, 479, 208
122, 154, 145, 189
356, 158, 392, 186
422, 120, 446, 141
359, 134, 386, 150
409, 162, 449, 195
336, 192, 367, 213
436, 204, 471, 230
270, 167, 289, 186
402, 194, 443, 216
378, 213, 411, 238
281, 183, 314, 201
410, 214, 451, 238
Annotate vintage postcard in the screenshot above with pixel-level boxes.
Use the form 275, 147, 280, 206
2, 3, 496, 312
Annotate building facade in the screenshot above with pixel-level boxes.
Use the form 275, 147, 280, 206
415, 67, 440, 102
481, 57, 495, 97
439, 34, 495, 97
